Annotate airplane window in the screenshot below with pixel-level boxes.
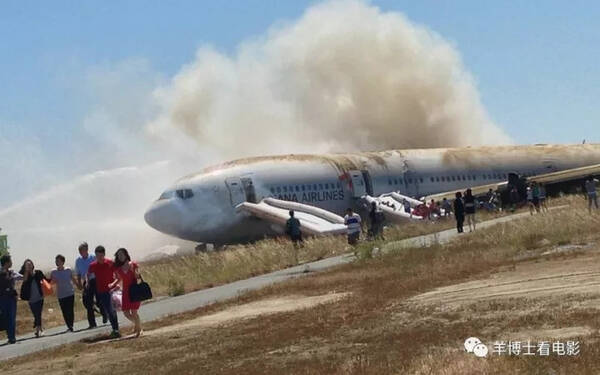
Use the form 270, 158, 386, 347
176, 189, 194, 199
319, 183, 323, 190
313, 184, 317, 190
436, 177, 440, 182
408, 178, 413, 184
488, 174, 492, 179
473, 175, 476, 180
462, 176, 466, 181
270, 187, 275, 194
283, 186, 287, 192
337, 182, 341, 189
467, 176, 471, 181
301, 185, 305, 192
419, 178, 423, 183
393, 179, 398, 185
388, 179, 392, 185
399, 178, 404, 184
430, 177, 434, 182
295, 186, 300, 192
276, 186, 281, 193
451, 176, 455, 181
441, 177, 445, 182
289, 186, 293, 192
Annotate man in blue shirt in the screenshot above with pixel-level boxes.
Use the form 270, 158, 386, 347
75, 242, 106, 328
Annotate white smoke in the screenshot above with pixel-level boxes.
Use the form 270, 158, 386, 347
1, 0, 510, 267
148, 0, 510, 158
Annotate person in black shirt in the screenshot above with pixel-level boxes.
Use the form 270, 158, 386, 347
0, 255, 22, 344
454, 192, 465, 233
464, 188, 477, 232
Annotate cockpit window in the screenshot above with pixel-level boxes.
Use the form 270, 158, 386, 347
176, 189, 194, 199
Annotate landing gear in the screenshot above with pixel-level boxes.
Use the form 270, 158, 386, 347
195, 243, 224, 253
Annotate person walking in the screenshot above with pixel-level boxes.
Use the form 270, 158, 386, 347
585, 176, 599, 213
442, 198, 452, 217
285, 210, 303, 246
532, 182, 541, 213
19, 259, 47, 337
344, 208, 362, 245
464, 188, 476, 232
75, 242, 106, 329
50, 254, 76, 332
526, 185, 535, 215
88, 246, 120, 338
111, 248, 143, 337
368, 202, 385, 240
453, 192, 465, 233
0, 255, 22, 344
285, 210, 303, 265
539, 183, 548, 213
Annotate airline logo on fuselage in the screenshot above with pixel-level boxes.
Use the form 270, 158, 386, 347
274, 189, 345, 203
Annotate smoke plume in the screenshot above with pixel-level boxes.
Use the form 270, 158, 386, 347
148, 0, 509, 158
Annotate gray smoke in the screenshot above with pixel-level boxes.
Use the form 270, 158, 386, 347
148, 0, 510, 159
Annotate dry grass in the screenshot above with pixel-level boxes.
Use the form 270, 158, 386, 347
2, 196, 598, 374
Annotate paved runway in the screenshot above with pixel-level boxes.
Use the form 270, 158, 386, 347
0, 208, 555, 361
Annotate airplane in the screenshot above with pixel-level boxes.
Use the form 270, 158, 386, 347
144, 144, 600, 247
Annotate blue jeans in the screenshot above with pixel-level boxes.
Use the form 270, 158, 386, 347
96, 292, 119, 331
0, 295, 17, 342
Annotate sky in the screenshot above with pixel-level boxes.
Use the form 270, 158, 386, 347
0, 1, 599, 263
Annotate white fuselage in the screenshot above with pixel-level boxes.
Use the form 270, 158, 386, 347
144, 144, 600, 244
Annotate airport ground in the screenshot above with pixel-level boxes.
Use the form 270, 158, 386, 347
2, 196, 600, 374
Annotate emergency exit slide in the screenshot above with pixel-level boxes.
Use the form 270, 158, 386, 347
362, 193, 425, 221
236, 198, 348, 236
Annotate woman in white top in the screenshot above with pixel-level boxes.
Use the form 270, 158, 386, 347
50, 254, 77, 332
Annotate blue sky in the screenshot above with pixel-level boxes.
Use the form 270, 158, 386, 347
2, 1, 598, 144
1, 0, 599, 183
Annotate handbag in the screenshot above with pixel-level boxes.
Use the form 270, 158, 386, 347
129, 277, 152, 302
41, 278, 53, 297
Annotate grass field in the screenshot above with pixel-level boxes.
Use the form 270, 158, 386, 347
1, 195, 598, 374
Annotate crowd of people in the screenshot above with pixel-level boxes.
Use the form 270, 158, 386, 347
0, 242, 143, 345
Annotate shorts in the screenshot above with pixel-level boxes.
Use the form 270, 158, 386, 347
347, 232, 360, 245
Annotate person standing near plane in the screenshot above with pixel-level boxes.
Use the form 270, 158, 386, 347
464, 189, 476, 232
111, 248, 143, 337
88, 246, 120, 338
539, 183, 548, 213
50, 254, 76, 332
75, 242, 106, 329
344, 208, 362, 245
402, 199, 412, 218
19, 259, 47, 337
285, 210, 303, 246
585, 176, 599, 213
454, 192, 465, 233
368, 202, 385, 240
0, 255, 22, 344
442, 198, 452, 217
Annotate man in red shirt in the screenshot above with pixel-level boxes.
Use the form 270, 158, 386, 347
87, 245, 120, 338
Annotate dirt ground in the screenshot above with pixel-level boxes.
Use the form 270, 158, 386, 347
2, 203, 600, 374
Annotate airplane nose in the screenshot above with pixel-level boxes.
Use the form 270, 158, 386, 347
144, 199, 185, 236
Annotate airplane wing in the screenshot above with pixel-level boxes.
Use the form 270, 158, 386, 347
236, 197, 348, 236
422, 163, 600, 203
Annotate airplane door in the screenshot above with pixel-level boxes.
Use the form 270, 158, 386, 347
225, 177, 246, 206
403, 170, 419, 197
349, 170, 367, 198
